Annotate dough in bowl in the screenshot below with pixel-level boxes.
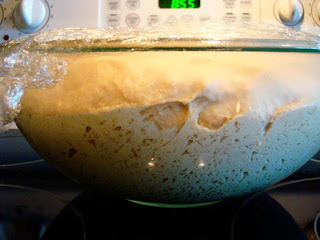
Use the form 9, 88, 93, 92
16, 51, 320, 204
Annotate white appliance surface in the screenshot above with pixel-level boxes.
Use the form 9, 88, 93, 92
1, 2, 320, 239
0, 0, 319, 44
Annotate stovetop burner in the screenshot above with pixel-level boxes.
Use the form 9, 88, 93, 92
0, 177, 319, 240
1, 131, 320, 240
38, 178, 320, 240
233, 177, 320, 240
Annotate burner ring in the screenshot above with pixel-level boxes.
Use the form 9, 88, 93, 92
311, 158, 320, 163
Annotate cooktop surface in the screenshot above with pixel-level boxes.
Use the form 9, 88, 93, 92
0, 130, 320, 240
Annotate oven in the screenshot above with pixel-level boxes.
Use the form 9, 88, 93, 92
1, 0, 320, 239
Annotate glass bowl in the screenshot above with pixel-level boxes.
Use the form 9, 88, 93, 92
2, 23, 320, 206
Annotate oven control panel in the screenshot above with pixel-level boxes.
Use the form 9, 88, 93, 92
0, 0, 319, 42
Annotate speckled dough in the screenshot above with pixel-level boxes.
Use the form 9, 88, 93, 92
16, 51, 320, 204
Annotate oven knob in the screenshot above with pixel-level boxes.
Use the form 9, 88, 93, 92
274, 0, 304, 26
311, 0, 320, 26
13, 0, 48, 32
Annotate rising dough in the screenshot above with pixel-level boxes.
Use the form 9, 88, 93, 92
16, 51, 320, 204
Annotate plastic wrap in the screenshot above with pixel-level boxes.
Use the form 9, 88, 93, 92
0, 39, 68, 131
0, 21, 320, 131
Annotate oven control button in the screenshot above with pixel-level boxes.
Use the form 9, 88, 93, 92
126, 0, 140, 10
13, 0, 48, 32
125, 13, 140, 27
108, 0, 120, 10
107, 14, 120, 27
148, 14, 160, 26
167, 15, 177, 24
274, 0, 304, 26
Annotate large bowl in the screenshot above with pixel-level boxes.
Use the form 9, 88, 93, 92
3, 25, 320, 206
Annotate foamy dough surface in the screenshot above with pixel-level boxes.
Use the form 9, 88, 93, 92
16, 51, 320, 203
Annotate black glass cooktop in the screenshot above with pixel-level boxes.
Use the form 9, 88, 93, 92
1, 176, 319, 240
1, 130, 320, 240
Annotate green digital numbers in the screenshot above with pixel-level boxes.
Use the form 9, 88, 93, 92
171, 0, 196, 9
159, 0, 200, 9
188, 0, 195, 8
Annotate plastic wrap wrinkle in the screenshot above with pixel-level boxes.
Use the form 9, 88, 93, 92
0, 40, 68, 131
0, 21, 320, 132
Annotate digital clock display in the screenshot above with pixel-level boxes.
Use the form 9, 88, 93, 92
159, 0, 200, 9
